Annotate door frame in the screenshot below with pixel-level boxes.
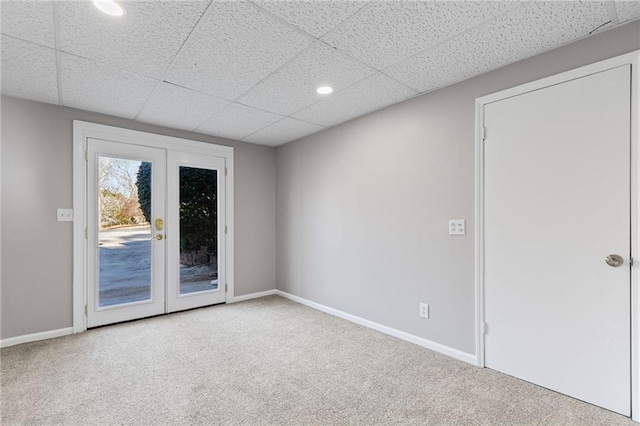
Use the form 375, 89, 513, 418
475, 50, 640, 420
72, 121, 235, 333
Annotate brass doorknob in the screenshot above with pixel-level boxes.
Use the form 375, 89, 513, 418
606, 254, 623, 267
151, 234, 163, 241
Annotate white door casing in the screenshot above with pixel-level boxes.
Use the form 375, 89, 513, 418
480, 64, 632, 415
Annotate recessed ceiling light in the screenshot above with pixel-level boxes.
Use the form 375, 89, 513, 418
317, 86, 333, 95
93, 0, 125, 17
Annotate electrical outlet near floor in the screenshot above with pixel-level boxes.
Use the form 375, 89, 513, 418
419, 303, 429, 319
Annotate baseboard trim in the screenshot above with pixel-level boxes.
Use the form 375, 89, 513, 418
275, 290, 477, 365
231, 289, 277, 303
0, 327, 74, 349
0, 293, 476, 364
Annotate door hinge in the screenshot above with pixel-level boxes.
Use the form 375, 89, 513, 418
631, 257, 634, 267
225, 225, 227, 234
225, 167, 227, 176
481, 322, 488, 335
85, 150, 88, 161
482, 127, 487, 141
85, 227, 88, 239
225, 283, 228, 293
84, 305, 88, 316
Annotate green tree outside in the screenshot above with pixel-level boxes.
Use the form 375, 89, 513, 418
137, 163, 218, 256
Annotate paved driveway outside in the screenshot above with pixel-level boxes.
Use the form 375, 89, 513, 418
99, 225, 218, 307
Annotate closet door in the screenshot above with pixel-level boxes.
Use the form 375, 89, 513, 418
484, 65, 631, 415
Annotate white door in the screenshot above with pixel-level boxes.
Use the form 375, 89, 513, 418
87, 139, 166, 327
167, 151, 226, 312
483, 65, 631, 415
87, 139, 227, 327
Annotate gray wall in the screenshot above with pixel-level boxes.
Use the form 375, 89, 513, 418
276, 22, 640, 355
3, 22, 639, 346
1, 97, 276, 339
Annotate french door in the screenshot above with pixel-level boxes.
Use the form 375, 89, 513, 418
87, 138, 226, 327
166, 151, 226, 313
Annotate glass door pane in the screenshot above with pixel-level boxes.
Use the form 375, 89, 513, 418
178, 166, 219, 295
98, 157, 152, 306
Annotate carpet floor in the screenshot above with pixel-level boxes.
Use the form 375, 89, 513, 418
1, 295, 635, 425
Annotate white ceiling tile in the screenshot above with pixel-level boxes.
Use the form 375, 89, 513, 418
243, 118, 324, 146
197, 103, 283, 141
137, 83, 229, 131
293, 73, 416, 127
322, 1, 518, 70
58, 1, 210, 79
164, 2, 312, 100
616, 1, 640, 23
385, 2, 611, 93
238, 42, 376, 116
252, 1, 368, 38
0, 1, 54, 47
1, 0, 631, 145
1, 36, 58, 105
59, 53, 157, 119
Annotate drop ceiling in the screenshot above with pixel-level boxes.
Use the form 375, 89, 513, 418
1, 1, 638, 147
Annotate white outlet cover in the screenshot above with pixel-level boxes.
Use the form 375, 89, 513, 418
449, 219, 465, 235
419, 302, 429, 319
57, 208, 74, 222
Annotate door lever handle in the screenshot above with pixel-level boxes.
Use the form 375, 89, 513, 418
150, 234, 163, 241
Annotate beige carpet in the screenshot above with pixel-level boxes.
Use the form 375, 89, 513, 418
1, 296, 635, 425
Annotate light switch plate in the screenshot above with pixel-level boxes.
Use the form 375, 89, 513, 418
449, 219, 465, 235
57, 208, 74, 222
